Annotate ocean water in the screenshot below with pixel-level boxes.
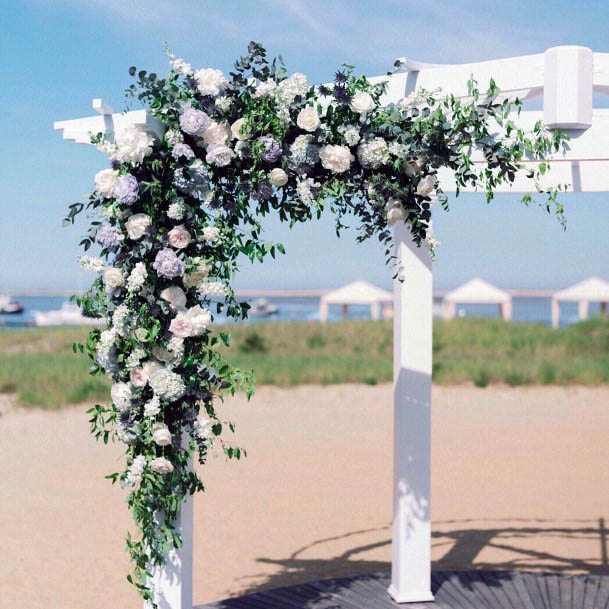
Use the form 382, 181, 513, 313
0, 294, 599, 329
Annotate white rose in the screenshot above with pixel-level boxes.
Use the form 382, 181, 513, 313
202, 122, 231, 148
230, 118, 251, 141
130, 367, 148, 387
150, 457, 174, 475
125, 213, 151, 240
160, 286, 187, 310
268, 168, 288, 187
169, 313, 194, 338
201, 226, 220, 242
167, 225, 191, 249
110, 382, 132, 411
404, 156, 427, 177
319, 145, 354, 174
94, 169, 119, 197
103, 267, 124, 294
152, 426, 172, 447
142, 360, 163, 380
194, 68, 228, 97
387, 207, 405, 226
416, 174, 436, 197
183, 258, 211, 289
350, 91, 375, 114
186, 305, 211, 336
296, 107, 320, 132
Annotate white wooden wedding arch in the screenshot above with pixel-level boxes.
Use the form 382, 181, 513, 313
55, 46, 609, 609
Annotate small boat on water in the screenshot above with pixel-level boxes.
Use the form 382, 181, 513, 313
33, 302, 105, 327
249, 298, 279, 317
0, 295, 24, 314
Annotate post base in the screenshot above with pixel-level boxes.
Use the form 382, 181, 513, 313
387, 585, 435, 604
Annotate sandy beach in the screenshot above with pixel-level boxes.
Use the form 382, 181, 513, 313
1, 384, 608, 609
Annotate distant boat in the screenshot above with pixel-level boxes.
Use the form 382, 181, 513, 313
249, 298, 278, 317
33, 302, 105, 327
0, 295, 24, 314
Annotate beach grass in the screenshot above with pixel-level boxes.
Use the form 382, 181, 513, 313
1, 317, 609, 408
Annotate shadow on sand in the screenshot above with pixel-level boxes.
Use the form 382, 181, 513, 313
228, 517, 609, 599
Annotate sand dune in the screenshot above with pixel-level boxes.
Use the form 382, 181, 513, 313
1, 385, 608, 609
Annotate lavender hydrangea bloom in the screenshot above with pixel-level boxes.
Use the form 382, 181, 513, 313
179, 107, 211, 137
96, 225, 124, 250
260, 136, 282, 163
171, 143, 195, 160
112, 174, 139, 205
252, 181, 273, 201
153, 248, 185, 279
174, 161, 208, 195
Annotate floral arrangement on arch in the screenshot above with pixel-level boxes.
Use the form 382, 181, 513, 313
65, 42, 566, 604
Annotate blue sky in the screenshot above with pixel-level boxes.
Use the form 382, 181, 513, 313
2, 0, 609, 291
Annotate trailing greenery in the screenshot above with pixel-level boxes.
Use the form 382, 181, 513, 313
60, 41, 567, 604
3, 317, 609, 408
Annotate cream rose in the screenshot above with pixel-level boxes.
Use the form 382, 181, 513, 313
268, 168, 288, 187
152, 425, 172, 447
150, 457, 174, 475
416, 174, 436, 197
187, 305, 211, 336
230, 118, 251, 141
296, 107, 320, 132
319, 145, 354, 173
142, 360, 164, 380
404, 156, 427, 177
183, 258, 211, 289
201, 226, 220, 242
110, 382, 132, 411
160, 286, 187, 310
202, 122, 231, 148
94, 168, 119, 197
125, 213, 151, 240
350, 91, 375, 113
167, 225, 191, 249
103, 267, 124, 294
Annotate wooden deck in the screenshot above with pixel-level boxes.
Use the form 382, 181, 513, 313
197, 571, 609, 609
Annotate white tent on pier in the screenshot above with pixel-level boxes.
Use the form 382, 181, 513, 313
319, 280, 392, 323
443, 278, 512, 321
551, 276, 609, 327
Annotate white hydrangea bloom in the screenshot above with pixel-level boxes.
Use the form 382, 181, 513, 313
110, 382, 132, 411
357, 137, 389, 168
149, 368, 186, 401
78, 256, 105, 273
125, 346, 147, 370
183, 257, 211, 288
127, 262, 148, 293
197, 280, 228, 298
200, 226, 220, 242
252, 79, 277, 99
277, 72, 308, 104
165, 129, 184, 147
125, 455, 147, 487
144, 395, 161, 418
170, 57, 192, 76
215, 96, 231, 112
296, 177, 318, 205
193, 416, 214, 446
112, 304, 132, 336
342, 125, 361, 146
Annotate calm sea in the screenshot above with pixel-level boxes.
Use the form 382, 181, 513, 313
0, 294, 595, 329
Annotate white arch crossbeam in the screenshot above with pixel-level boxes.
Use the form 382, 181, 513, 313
54, 46, 609, 609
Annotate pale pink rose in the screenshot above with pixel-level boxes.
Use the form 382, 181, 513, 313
167, 225, 191, 249
130, 367, 148, 387
169, 313, 194, 338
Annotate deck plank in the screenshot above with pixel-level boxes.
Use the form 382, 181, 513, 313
197, 571, 609, 609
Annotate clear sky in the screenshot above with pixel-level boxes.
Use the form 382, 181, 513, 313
2, 0, 609, 292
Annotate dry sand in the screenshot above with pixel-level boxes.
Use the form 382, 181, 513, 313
1, 385, 608, 609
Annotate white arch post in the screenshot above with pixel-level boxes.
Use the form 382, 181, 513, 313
55, 45, 609, 609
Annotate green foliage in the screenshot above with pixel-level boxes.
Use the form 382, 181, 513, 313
238, 331, 269, 353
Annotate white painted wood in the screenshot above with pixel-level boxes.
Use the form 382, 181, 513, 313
551, 298, 560, 329
92, 98, 115, 115
388, 221, 434, 604
578, 299, 590, 321
544, 46, 593, 128
145, 495, 193, 609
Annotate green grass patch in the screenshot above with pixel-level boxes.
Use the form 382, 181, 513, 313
2, 317, 609, 408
